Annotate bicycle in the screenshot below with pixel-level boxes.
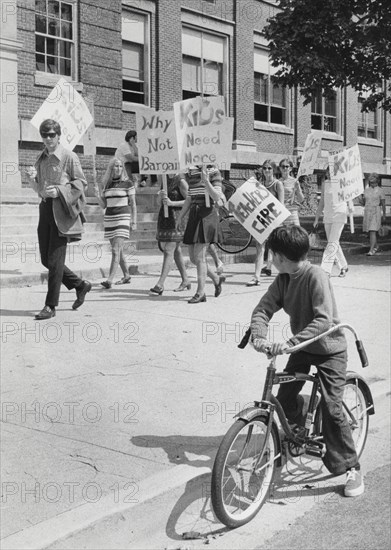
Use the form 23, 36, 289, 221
217, 206, 253, 254
211, 323, 375, 528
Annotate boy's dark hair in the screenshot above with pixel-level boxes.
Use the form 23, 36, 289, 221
125, 130, 137, 142
39, 119, 61, 136
266, 226, 309, 261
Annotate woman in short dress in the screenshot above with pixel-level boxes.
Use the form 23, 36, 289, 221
176, 165, 225, 303
95, 157, 137, 288
246, 160, 284, 285
362, 172, 386, 255
149, 173, 191, 295
279, 158, 304, 226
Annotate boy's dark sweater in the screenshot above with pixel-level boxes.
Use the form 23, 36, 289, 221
251, 261, 346, 355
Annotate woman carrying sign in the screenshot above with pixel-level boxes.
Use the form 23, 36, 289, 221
279, 158, 304, 226
176, 165, 225, 303
313, 168, 350, 277
150, 173, 191, 294
247, 160, 284, 285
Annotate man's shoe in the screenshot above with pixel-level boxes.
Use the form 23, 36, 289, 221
344, 468, 364, 497
214, 276, 226, 297
35, 306, 55, 320
72, 281, 92, 310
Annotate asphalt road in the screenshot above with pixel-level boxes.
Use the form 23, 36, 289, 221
1, 254, 390, 549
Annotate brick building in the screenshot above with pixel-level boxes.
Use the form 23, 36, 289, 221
1, 0, 390, 248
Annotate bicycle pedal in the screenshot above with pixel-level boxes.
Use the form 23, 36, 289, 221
305, 442, 325, 458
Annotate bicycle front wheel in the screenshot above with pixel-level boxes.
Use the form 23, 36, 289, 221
343, 379, 369, 458
211, 417, 279, 528
217, 215, 252, 254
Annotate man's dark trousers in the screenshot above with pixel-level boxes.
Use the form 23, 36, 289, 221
38, 199, 83, 307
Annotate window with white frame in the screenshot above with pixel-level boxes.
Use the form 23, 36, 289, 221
35, 0, 76, 77
122, 10, 149, 105
311, 88, 338, 133
357, 93, 381, 140
254, 49, 287, 125
182, 27, 227, 100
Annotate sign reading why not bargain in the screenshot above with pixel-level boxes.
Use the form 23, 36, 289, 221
328, 144, 364, 203
173, 95, 234, 170
297, 132, 322, 178
30, 77, 93, 151
136, 107, 180, 174
228, 177, 291, 245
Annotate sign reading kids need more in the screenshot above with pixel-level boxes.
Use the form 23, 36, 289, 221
228, 177, 290, 245
328, 144, 364, 203
173, 95, 234, 170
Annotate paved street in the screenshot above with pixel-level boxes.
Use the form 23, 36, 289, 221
1, 253, 390, 549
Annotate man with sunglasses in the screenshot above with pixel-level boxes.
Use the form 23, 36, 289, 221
26, 119, 91, 320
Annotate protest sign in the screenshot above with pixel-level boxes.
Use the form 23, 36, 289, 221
297, 132, 322, 178
173, 95, 234, 171
136, 107, 180, 174
30, 78, 92, 151
227, 177, 291, 245
328, 144, 364, 203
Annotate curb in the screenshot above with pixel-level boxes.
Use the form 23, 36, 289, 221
0, 464, 211, 550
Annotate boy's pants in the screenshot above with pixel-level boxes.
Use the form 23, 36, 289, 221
276, 349, 359, 475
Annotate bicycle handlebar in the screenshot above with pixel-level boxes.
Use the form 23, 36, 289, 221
238, 323, 369, 368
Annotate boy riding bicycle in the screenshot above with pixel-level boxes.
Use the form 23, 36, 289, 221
250, 225, 364, 497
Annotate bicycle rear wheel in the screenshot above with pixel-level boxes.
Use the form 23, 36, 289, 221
314, 379, 369, 461
217, 215, 252, 254
211, 417, 279, 528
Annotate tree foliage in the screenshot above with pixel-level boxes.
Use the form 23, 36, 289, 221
263, 0, 391, 112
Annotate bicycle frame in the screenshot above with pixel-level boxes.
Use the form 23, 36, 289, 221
236, 323, 375, 461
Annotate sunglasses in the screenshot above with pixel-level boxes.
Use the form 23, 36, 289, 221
41, 132, 57, 138
263, 167, 273, 170
281, 165, 290, 168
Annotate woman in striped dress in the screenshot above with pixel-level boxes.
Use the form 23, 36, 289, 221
95, 157, 137, 288
176, 165, 225, 303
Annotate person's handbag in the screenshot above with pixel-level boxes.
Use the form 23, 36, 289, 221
308, 227, 322, 249
378, 225, 390, 237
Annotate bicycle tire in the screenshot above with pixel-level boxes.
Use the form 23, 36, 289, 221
211, 417, 279, 528
314, 379, 369, 461
217, 215, 252, 254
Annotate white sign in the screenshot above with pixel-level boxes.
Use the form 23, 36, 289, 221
173, 95, 234, 170
297, 132, 322, 178
136, 107, 180, 174
328, 144, 364, 203
227, 177, 291, 245
30, 77, 93, 151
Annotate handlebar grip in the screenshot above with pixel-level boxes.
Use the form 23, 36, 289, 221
356, 340, 369, 368
238, 327, 251, 349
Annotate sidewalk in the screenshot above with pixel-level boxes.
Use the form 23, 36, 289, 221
1, 239, 390, 289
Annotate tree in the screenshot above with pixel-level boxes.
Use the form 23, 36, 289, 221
263, 0, 391, 112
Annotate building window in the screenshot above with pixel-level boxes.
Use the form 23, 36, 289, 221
122, 10, 149, 105
182, 27, 227, 100
254, 49, 287, 125
358, 94, 380, 140
311, 88, 338, 132
35, 0, 75, 77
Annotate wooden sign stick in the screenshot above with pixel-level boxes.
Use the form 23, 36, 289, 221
162, 174, 169, 217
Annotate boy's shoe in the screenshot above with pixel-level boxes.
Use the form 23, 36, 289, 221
344, 468, 364, 497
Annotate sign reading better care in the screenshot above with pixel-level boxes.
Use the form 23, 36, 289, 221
228, 177, 291, 245
328, 144, 364, 203
173, 95, 234, 170
31, 77, 92, 151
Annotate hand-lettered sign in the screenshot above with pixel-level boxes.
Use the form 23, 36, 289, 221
173, 95, 234, 171
227, 177, 291, 245
31, 78, 93, 151
136, 107, 180, 174
328, 144, 364, 203
297, 132, 322, 178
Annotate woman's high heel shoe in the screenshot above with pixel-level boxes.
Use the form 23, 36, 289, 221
101, 280, 112, 289
188, 293, 206, 304
173, 282, 191, 292
150, 285, 163, 295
